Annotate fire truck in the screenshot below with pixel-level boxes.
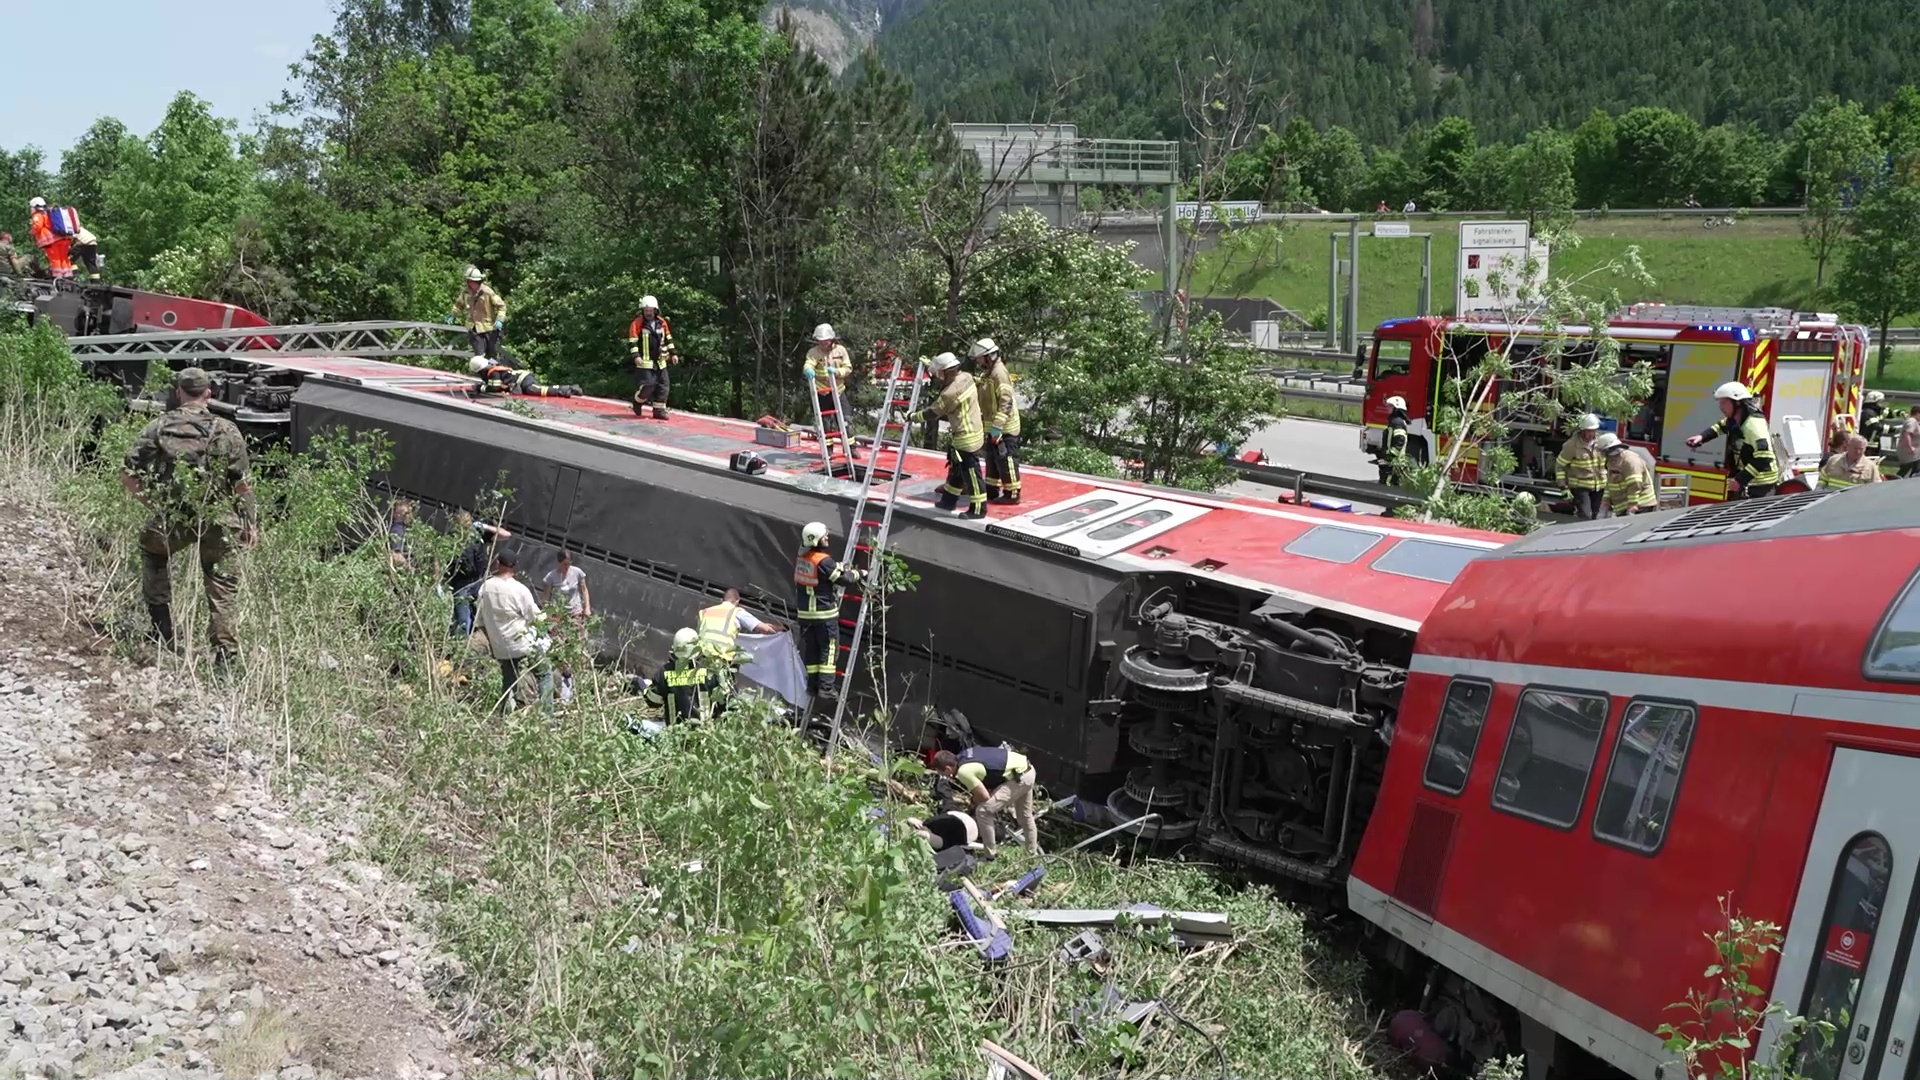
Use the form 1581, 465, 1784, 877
1359, 304, 1871, 504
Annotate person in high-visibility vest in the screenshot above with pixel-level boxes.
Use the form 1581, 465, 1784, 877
804, 323, 853, 439
923, 352, 988, 519
452, 266, 506, 359
643, 627, 723, 724
1820, 433, 1885, 489
27, 198, 73, 280
931, 745, 1041, 858
970, 337, 1022, 504
792, 521, 847, 700
696, 586, 784, 666
1374, 394, 1411, 485
1862, 390, 1889, 450
467, 357, 580, 397
628, 295, 678, 420
1556, 413, 1608, 520
1686, 382, 1781, 499
1596, 433, 1657, 515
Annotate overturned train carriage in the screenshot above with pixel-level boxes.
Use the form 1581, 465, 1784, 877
281, 370, 1453, 890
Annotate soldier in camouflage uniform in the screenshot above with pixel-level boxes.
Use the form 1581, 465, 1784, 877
120, 368, 257, 661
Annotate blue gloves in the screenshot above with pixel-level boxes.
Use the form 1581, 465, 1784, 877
988, 427, 1003, 439
493, 319, 505, 330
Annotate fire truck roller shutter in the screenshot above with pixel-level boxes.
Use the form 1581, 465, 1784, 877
1660, 342, 1743, 466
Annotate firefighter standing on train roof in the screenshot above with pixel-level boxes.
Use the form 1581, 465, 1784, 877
28, 198, 73, 280
643, 627, 724, 724
1596, 432, 1657, 515
466, 356, 581, 398
453, 266, 507, 360
1820, 433, 1885, 489
1374, 395, 1411, 485
923, 352, 989, 519
628, 295, 677, 420
970, 337, 1022, 505
793, 521, 847, 701
804, 324, 853, 439
1685, 382, 1782, 499
1556, 413, 1608, 521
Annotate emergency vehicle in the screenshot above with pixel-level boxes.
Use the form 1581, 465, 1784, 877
1360, 304, 1871, 503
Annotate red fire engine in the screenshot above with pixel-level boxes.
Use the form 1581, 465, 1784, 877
1360, 304, 1871, 504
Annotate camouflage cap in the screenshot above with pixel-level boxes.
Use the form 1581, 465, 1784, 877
174, 367, 212, 393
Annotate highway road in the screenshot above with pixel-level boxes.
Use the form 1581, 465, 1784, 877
1223, 415, 1389, 510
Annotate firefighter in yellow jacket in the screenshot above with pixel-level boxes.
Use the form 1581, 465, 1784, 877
1820, 433, 1884, 489
804, 323, 854, 439
453, 266, 507, 360
1596, 433, 1657, 515
970, 337, 1022, 504
1556, 413, 1607, 520
923, 352, 988, 519
1686, 382, 1781, 499
467, 357, 580, 398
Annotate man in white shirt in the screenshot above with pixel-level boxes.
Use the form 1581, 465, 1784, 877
477, 549, 550, 712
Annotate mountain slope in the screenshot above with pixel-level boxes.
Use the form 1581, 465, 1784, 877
875, 0, 1920, 141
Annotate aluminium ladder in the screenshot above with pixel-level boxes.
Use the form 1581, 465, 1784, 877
64, 320, 477, 363
821, 352, 929, 763
805, 366, 859, 477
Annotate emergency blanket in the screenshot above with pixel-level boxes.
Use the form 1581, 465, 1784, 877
735, 630, 807, 707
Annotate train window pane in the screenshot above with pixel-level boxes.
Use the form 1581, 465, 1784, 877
1085, 509, 1172, 541
1491, 688, 1610, 828
1374, 340, 1412, 378
1865, 570, 1920, 681
1423, 679, 1494, 795
1592, 700, 1696, 854
1284, 525, 1385, 564
1372, 539, 1483, 584
1795, 832, 1891, 1080
1033, 499, 1118, 528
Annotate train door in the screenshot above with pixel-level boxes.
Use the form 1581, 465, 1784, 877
1764, 750, 1920, 1080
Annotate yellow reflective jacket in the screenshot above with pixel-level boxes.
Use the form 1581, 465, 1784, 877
805, 343, 852, 393
976, 361, 1021, 436
1604, 452, 1657, 513
1556, 433, 1606, 491
928, 371, 985, 452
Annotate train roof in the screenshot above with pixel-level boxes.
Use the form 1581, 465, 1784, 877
1487, 482, 1910, 561
272, 355, 1513, 633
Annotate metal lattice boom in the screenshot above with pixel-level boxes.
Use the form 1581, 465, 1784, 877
66, 321, 475, 363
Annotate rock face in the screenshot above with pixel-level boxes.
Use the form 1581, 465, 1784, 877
769, 0, 929, 72
0, 506, 472, 1080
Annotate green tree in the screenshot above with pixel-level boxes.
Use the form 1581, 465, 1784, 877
1569, 108, 1618, 207
1877, 84, 1920, 178
1504, 127, 1576, 229
1792, 96, 1880, 289
1611, 107, 1702, 208
1419, 115, 1478, 209
101, 93, 258, 281
1834, 173, 1920, 379
1303, 125, 1368, 211
0, 148, 52, 235
55, 118, 141, 233
1694, 123, 1776, 207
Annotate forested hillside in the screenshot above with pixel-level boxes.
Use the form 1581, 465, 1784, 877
876, 0, 1920, 144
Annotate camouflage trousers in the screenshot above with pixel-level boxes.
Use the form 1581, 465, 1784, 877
139, 520, 240, 649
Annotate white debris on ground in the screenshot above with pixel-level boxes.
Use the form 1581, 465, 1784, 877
0, 507, 473, 1080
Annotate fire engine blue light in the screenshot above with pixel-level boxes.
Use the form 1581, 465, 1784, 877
1738, 327, 1754, 342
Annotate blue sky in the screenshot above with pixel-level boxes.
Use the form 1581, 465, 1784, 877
7, 0, 337, 165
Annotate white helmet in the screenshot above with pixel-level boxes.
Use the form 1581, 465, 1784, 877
1594, 432, 1624, 452
640, 295, 659, 311
1578, 413, 1601, 431
28, 197, 45, 210
465, 266, 485, 282
1713, 381, 1754, 402
801, 521, 830, 548
1868, 390, 1886, 404
813, 323, 836, 342
968, 337, 998, 359
1384, 395, 1407, 411
672, 627, 699, 651
467, 356, 491, 374
930, 352, 960, 372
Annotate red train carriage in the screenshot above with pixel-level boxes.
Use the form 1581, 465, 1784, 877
1351, 486, 1920, 1078
1361, 305, 1870, 504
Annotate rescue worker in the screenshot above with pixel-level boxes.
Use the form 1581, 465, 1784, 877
1685, 382, 1781, 500
28, 198, 73, 280
931, 746, 1041, 859
628, 295, 677, 420
804, 323, 853, 439
922, 352, 988, 519
1820, 433, 1884, 489
696, 586, 785, 666
1556, 413, 1607, 521
970, 337, 1022, 504
70, 222, 101, 280
0, 231, 27, 276
1862, 390, 1889, 450
1374, 395, 1411, 485
793, 521, 847, 700
466, 356, 581, 397
120, 367, 257, 664
643, 627, 724, 724
452, 266, 507, 360
1597, 433, 1657, 515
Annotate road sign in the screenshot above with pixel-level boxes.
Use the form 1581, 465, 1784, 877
1373, 221, 1411, 238
1456, 220, 1549, 314
1174, 201, 1261, 225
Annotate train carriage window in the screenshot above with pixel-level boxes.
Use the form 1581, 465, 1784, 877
1422, 679, 1494, 795
1033, 499, 1121, 528
1490, 688, 1610, 829
1373, 340, 1412, 379
1284, 525, 1385, 564
1592, 700, 1696, 854
1795, 833, 1891, 1080
1864, 569, 1920, 682
1371, 539, 1484, 584
1085, 508, 1172, 541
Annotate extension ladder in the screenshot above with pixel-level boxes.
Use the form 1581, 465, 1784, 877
806, 366, 859, 477
821, 351, 928, 762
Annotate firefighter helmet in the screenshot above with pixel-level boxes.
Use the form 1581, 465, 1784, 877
467, 356, 491, 374
28, 197, 45, 210
969, 337, 999, 359
930, 351, 960, 372
1385, 395, 1407, 411
640, 294, 659, 311
813, 323, 836, 342
672, 627, 699, 651
1579, 413, 1601, 431
801, 521, 830, 548
1713, 382, 1755, 402
465, 266, 484, 282
1594, 432, 1624, 452
1868, 390, 1886, 404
